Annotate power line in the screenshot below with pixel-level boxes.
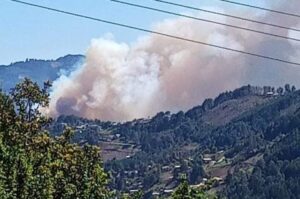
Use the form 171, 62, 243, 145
218, 0, 300, 18
152, 0, 300, 32
8, 0, 300, 67
111, 0, 300, 43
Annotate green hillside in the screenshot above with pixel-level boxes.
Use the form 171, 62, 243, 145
50, 84, 300, 198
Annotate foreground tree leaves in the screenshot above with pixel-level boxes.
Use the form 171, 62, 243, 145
171, 179, 217, 199
0, 79, 112, 199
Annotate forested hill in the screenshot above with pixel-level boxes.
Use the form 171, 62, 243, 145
0, 55, 84, 91
50, 84, 300, 199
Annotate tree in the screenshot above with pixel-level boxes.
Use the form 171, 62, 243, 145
172, 180, 190, 199
121, 191, 143, 199
171, 179, 217, 199
284, 84, 291, 93
0, 78, 112, 198
276, 87, 284, 95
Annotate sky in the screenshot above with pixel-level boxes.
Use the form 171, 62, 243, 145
0, 0, 265, 65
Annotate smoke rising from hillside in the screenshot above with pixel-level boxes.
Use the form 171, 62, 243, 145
48, 1, 300, 121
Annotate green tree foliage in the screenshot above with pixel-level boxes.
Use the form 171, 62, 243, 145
171, 179, 217, 199
224, 127, 300, 199
0, 78, 111, 198
120, 191, 143, 199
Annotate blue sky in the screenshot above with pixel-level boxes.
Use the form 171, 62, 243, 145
0, 0, 264, 65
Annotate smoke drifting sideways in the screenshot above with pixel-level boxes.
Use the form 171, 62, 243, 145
48, 1, 300, 121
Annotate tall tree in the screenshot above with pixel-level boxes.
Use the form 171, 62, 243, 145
0, 78, 111, 198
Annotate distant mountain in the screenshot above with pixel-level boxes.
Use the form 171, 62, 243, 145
49, 85, 300, 198
0, 55, 84, 91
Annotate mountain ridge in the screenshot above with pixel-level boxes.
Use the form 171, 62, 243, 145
0, 55, 84, 91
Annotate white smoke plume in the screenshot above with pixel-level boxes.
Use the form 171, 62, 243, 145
48, 1, 300, 121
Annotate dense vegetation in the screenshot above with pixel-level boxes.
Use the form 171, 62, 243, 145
0, 79, 111, 198
50, 85, 300, 198
223, 118, 300, 199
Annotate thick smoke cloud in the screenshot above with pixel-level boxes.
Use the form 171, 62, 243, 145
48, 1, 300, 121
